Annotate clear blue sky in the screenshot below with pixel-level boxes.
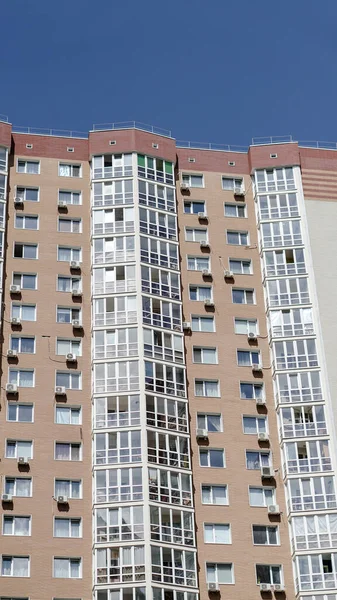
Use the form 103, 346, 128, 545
2, 0, 337, 145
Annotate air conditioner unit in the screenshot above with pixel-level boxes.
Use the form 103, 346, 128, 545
1, 494, 13, 502
198, 211, 207, 219
202, 269, 212, 277
234, 187, 245, 197
248, 332, 258, 340
256, 397, 266, 406
70, 260, 81, 270
261, 466, 274, 478
55, 386, 66, 395
14, 197, 24, 205
252, 364, 263, 373
7, 349, 18, 358
224, 270, 234, 278
6, 383, 18, 393
10, 285, 21, 293
196, 428, 208, 440
258, 432, 269, 442
66, 353, 77, 362
72, 289, 82, 297
200, 241, 210, 249
182, 321, 191, 330
18, 456, 29, 465
259, 583, 272, 592
273, 584, 285, 592
58, 200, 68, 207
10, 317, 21, 325
268, 504, 280, 515
180, 182, 189, 190
57, 495, 68, 504
72, 319, 82, 328
204, 299, 215, 307
208, 582, 220, 592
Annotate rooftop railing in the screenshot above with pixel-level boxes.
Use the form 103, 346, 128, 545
12, 126, 88, 139
92, 121, 172, 137
0, 114, 9, 123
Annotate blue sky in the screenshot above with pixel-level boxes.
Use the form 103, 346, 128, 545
2, 0, 337, 145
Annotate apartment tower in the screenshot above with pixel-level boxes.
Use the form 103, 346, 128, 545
0, 117, 337, 600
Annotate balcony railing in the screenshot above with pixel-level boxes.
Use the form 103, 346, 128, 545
94, 279, 136, 295
93, 194, 133, 207
259, 205, 300, 220
94, 310, 137, 327
94, 342, 138, 360
96, 523, 144, 543
139, 192, 175, 213
0, 186, 5, 201
280, 421, 328, 439
143, 310, 181, 331
138, 166, 174, 186
148, 446, 190, 470
151, 563, 196, 588
144, 343, 184, 364
145, 377, 185, 398
141, 249, 179, 271
93, 249, 136, 265
265, 262, 306, 277
95, 446, 142, 465
139, 220, 177, 241
150, 523, 194, 546
275, 353, 318, 370
285, 456, 332, 475
96, 563, 145, 585
261, 232, 303, 249
292, 532, 337, 552
141, 280, 180, 301
271, 322, 314, 338
93, 221, 135, 235
146, 410, 188, 433
95, 484, 143, 504
93, 166, 133, 179
95, 410, 141, 429
94, 376, 140, 394
296, 571, 337, 592
289, 494, 337, 512
276, 387, 323, 405
149, 480, 192, 507
267, 291, 310, 308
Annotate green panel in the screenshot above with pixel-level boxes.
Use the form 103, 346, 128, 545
165, 161, 173, 174
138, 155, 145, 167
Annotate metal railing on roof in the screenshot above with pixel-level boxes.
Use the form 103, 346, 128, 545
251, 135, 294, 145
0, 114, 9, 123
11, 126, 88, 139
176, 140, 248, 152
298, 140, 337, 150
92, 121, 172, 138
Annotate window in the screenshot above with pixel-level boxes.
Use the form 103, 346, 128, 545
189, 285, 212, 301
56, 406, 81, 425
232, 289, 254, 304
9, 370, 34, 387
204, 524, 231, 544
1, 556, 29, 577
57, 276, 81, 293
17, 160, 39, 174
197, 413, 222, 432
222, 176, 243, 191
15, 215, 38, 230
246, 451, 270, 470
206, 563, 234, 585
202, 485, 228, 505
187, 255, 209, 271
185, 227, 208, 242
182, 174, 204, 188
56, 339, 81, 356
240, 382, 264, 400
13, 243, 37, 260
6, 440, 32, 459
53, 557, 81, 578
255, 167, 295, 193
3, 516, 31, 536
237, 350, 260, 366
59, 163, 81, 177
200, 449, 225, 468
11, 304, 36, 322
224, 203, 246, 217
243, 416, 267, 434
193, 347, 217, 364
54, 518, 81, 538
5, 478, 32, 497
195, 380, 220, 397
16, 187, 39, 202
256, 565, 282, 585
227, 230, 248, 245
10, 337, 35, 354
56, 371, 81, 390
253, 526, 278, 545
55, 442, 81, 461
57, 246, 82, 262
229, 259, 252, 274
184, 201, 205, 214
191, 315, 215, 332
55, 479, 81, 499
13, 273, 37, 290
58, 218, 81, 233
7, 404, 33, 423
58, 190, 81, 205
249, 486, 275, 507
56, 306, 80, 324
234, 318, 258, 334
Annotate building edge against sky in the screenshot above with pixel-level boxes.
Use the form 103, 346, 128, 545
1, 116, 337, 600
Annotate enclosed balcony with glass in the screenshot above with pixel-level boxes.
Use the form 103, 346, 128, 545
95, 505, 144, 543
94, 296, 137, 327
93, 236, 135, 265
95, 467, 143, 504
292, 514, 337, 552
93, 328, 138, 360
270, 308, 314, 338
143, 328, 184, 364
261, 220, 302, 249
145, 361, 185, 397
274, 339, 318, 370
280, 404, 327, 439
288, 476, 336, 512
94, 395, 140, 429
267, 277, 310, 308
147, 430, 190, 469
284, 440, 331, 475
0, 147, 7, 173
92, 179, 133, 207
142, 296, 181, 330
93, 206, 135, 235
94, 360, 139, 393
93, 153, 133, 179
139, 207, 177, 240
141, 265, 180, 300
148, 467, 193, 507
296, 553, 337, 592
138, 154, 174, 185
95, 430, 141, 465
146, 395, 188, 433
276, 371, 322, 405
138, 179, 176, 212
93, 265, 136, 295
140, 236, 179, 270
0, 173, 6, 201
96, 545, 145, 584
150, 506, 194, 546
258, 192, 299, 220
151, 546, 197, 587
255, 167, 295, 193
264, 249, 306, 277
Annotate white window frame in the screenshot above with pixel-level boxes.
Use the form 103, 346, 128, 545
8, 369, 35, 388
4, 477, 32, 497
222, 176, 243, 191
224, 202, 246, 217
13, 242, 38, 260
57, 246, 82, 262
14, 214, 39, 230
10, 336, 35, 354
5, 440, 33, 460
237, 350, 261, 367
189, 285, 212, 301
54, 517, 82, 538
185, 227, 208, 242
197, 413, 222, 432
242, 416, 267, 435
3, 515, 31, 536
53, 557, 82, 578
226, 230, 249, 246
255, 564, 283, 585
55, 371, 81, 390
191, 315, 215, 332
58, 218, 82, 234
193, 347, 218, 364
229, 258, 252, 275
58, 190, 82, 205
201, 484, 228, 505
56, 306, 81, 324
17, 159, 40, 174
195, 379, 220, 397
204, 523, 231, 544
246, 450, 270, 470
55, 405, 82, 425
15, 186, 39, 202
183, 200, 206, 214
7, 403, 34, 423
206, 562, 234, 585
252, 525, 279, 546
57, 276, 82, 293
58, 163, 82, 178
11, 303, 36, 322
234, 318, 258, 335
187, 255, 210, 271
182, 174, 204, 188
54, 479, 82, 499
232, 288, 255, 305
240, 381, 264, 400
56, 338, 81, 356
200, 448, 225, 468
1, 555, 30, 577
12, 273, 37, 290
54, 442, 82, 461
